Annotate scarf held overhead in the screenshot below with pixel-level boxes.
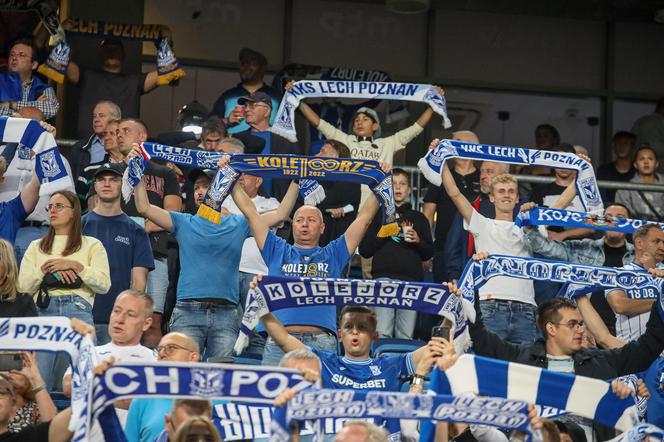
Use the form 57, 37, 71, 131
0, 116, 73, 196
234, 275, 469, 355
0, 317, 99, 442
271, 80, 451, 142
516, 206, 664, 234
418, 139, 603, 213
436, 354, 638, 433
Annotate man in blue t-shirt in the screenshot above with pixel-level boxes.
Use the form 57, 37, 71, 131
129, 149, 300, 359
0, 156, 40, 244
229, 164, 385, 366
82, 163, 154, 345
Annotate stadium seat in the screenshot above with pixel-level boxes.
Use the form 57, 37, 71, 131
232, 352, 263, 365
373, 338, 425, 357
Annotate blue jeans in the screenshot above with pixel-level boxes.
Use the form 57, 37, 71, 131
479, 300, 538, 345
14, 226, 48, 264
95, 323, 111, 346
147, 257, 168, 313
169, 299, 240, 361
375, 307, 417, 339
37, 294, 94, 391
262, 332, 337, 366
238, 271, 266, 355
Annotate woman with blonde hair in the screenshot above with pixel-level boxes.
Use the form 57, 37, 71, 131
0, 239, 36, 317
18, 190, 111, 389
172, 416, 222, 442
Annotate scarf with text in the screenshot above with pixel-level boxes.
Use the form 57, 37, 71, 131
0, 116, 73, 196
199, 154, 397, 234
271, 80, 451, 142
516, 206, 664, 234
272, 389, 539, 442
418, 139, 603, 213
432, 354, 638, 433
457, 254, 664, 322
234, 275, 469, 355
91, 361, 312, 442
0, 317, 99, 442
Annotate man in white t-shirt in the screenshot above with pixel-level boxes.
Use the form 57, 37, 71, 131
440, 148, 537, 344
223, 172, 279, 354
606, 224, 664, 343
63, 289, 156, 420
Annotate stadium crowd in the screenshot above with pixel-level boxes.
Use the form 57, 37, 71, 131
1, 18, 664, 442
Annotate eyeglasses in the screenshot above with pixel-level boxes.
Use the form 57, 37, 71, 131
552, 320, 585, 331
45, 203, 73, 212
156, 343, 193, 356
244, 102, 270, 110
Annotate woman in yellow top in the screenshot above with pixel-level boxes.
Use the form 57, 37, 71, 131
17, 190, 110, 390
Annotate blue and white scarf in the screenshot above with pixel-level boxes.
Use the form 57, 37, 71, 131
418, 139, 603, 213
457, 254, 664, 321
234, 275, 470, 355
434, 354, 638, 432
608, 423, 664, 441
0, 317, 98, 442
272, 389, 540, 442
272, 80, 451, 142
0, 116, 72, 196
516, 206, 664, 234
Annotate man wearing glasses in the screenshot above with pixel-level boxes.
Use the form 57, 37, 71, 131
124, 332, 200, 442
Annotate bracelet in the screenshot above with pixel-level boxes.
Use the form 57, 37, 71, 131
31, 384, 45, 394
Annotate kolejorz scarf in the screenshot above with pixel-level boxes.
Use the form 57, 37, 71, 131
272, 389, 540, 442
38, 18, 184, 84
418, 139, 603, 213
457, 254, 664, 322
271, 80, 452, 142
0, 317, 99, 442
234, 275, 470, 355
0, 116, 72, 196
433, 354, 638, 433
516, 206, 664, 234
92, 361, 312, 442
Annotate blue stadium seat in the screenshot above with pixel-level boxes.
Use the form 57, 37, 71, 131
373, 338, 425, 357
232, 352, 263, 365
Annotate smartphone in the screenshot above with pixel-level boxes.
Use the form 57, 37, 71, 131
431, 325, 451, 340
0, 353, 22, 371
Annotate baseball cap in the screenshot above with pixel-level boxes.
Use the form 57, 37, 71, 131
238, 92, 272, 108
93, 162, 125, 179
188, 169, 216, 184
354, 107, 381, 137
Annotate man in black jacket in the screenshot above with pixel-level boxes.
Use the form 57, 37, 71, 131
359, 168, 433, 338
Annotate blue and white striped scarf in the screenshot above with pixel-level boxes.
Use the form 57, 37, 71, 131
0, 116, 72, 196
0, 317, 98, 442
432, 354, 638, 433
608, 423, 664, 441
234, 275, 470, 355
272, 389, 540, 442
516, 206, 664, 234
418, 139, 603, 213
457, 254, 664, 322
272, 80, 451, 142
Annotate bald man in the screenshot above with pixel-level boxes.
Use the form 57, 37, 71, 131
230, 163, 382, 365
335, 421, 388, 442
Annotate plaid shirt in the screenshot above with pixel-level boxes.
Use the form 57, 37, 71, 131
0, 78, 59, 119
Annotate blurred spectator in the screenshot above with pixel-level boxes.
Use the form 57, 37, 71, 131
156, 400, 212, 442
64, 34, 166, 137
82, 164, 154, 344
335, 420, 388, 442
632, 97, 664, 169
518, 123, 560, 180
101, 120, 123, 162
0, 37, 59, 120
124, 332, 200, 442
5, 352, 56, 433
554, 420, 587, 442
423, 131, 480, 283
0, 156, 39, 244
616, 145, 663, 221
17, 190, 110, 390
72, 100, 122, 211
217, 137, 245, 154
172, 416, 221, 442
0, 238, 36, 316
235, 91, 299, 199
597, 131, 636, 202
211, 48, 281, 134
359, 168, 433, 338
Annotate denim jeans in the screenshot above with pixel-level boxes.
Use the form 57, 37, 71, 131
14, 226, 48, 265
169, 299, 240, 361
262, 333, 337, 366
238, 271, 266, 355
95, 323, 111, 346
375, 308, 417, 339
479, 300, 538, 345
147, 257, 169, 313
37, 294, 94, 391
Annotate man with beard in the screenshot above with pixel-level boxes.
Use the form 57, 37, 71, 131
81, 163, 154, 345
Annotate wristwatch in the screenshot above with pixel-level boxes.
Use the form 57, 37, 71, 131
411, 374, 426, 386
